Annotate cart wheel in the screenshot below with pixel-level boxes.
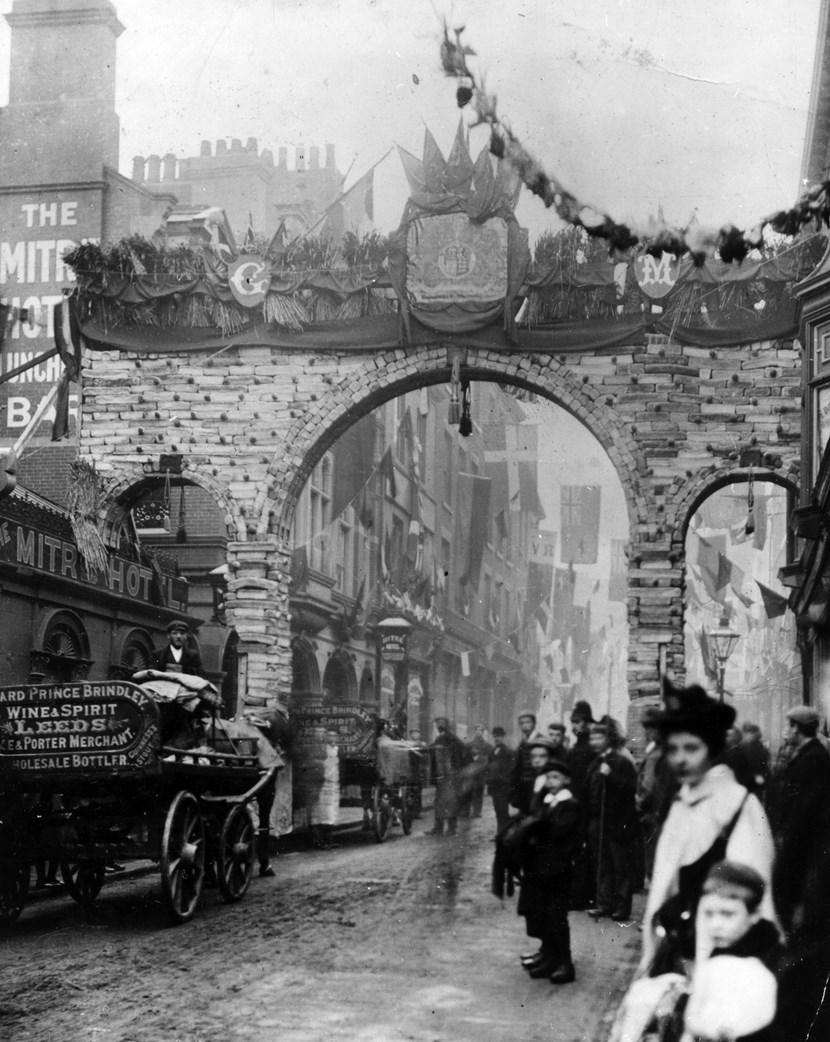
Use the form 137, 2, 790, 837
60, 861, 106, 905
0, 862, 29, 926
373, 788, 391, 843
399, 787, 414, 836
160, 791, 206, 924
217, 805, 255, 904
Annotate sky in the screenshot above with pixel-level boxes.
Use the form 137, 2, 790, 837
0, 0, 823, 244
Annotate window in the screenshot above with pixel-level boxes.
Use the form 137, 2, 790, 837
336, 517, 351, 592
443, 430, 453, 504
309, 454, 332, 573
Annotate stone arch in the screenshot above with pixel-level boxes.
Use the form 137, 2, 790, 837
99, 459, 246, 544
255, 344, 649, 543
669, 464, 799, 549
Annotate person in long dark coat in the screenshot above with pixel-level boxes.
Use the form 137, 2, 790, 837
770, 705, 830, 1042
566, 699, 597, 909
517, 760, 581, 984
426, 717, 469, 836
464, 724, 493, 818
485, 726, 514, 835
585, 719, 638, 921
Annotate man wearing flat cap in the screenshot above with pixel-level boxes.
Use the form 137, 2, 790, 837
510, 711, 545, 815
150, 620, 204, 677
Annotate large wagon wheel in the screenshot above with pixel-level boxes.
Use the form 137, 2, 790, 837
217, 804, 255, 903
60, 860, 106, 905
399, 786, 414, 836
0, 861, 30, 925
160, 791, 206, 924
373, 785, 392, 843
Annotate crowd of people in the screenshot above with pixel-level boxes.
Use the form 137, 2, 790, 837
425, 685, 830, 1041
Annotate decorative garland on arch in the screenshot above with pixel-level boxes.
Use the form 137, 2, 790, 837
439, 22, 830, 264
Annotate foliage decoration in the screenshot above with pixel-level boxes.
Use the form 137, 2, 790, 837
440, 22, 830, 264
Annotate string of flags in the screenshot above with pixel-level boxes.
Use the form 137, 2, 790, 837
439, 22, 830, 263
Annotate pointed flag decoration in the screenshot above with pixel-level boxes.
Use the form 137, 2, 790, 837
379, 448, 397, 499
330, 414, 378, 522
52, 294, 83, 442
290, 546, 309, 590
756, 581, 788, 619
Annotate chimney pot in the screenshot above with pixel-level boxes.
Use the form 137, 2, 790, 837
200, 140, 212, 157
146, 154, 161, 182
325, 143, 335, 168
246, 137, 258, 153
161, 153, 177, 181
231, 138, 242, 152
132, 155, 145, 181
217, 139, 228, 154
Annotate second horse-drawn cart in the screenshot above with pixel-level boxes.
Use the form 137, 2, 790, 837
0, 672, 282, 926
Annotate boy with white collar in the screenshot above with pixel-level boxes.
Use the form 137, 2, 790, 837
518, 759, 581, 984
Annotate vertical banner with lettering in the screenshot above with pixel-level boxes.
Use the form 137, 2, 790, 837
0, 188, 103, 445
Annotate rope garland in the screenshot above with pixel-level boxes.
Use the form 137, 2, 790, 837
439, 22, 830, 264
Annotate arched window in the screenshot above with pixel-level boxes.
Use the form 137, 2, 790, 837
32, 610, 92, 682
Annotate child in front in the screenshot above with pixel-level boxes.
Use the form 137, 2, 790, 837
518, 759, 581, 984
681, 860, 782, 1042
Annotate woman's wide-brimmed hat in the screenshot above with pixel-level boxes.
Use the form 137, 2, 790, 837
655, 678, 736, 752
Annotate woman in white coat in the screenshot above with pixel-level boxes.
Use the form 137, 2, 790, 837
638, 680, 776, 976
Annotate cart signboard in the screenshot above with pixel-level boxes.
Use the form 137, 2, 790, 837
291, 703, 377, 756
0, 681, 160, 774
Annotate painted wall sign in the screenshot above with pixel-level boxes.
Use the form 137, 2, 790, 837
0, 188, 102, 443
291, 703, 377, 756
0, 515, 186, 610
0, 681, 160, 773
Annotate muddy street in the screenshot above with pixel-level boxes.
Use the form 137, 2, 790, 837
1, 809, 640, 1042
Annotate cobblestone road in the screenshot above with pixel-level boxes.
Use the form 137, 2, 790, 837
0, 807, 641, 1042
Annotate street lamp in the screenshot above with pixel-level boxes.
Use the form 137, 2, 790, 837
709, 616, 740, 703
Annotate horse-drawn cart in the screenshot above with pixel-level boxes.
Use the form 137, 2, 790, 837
0, 673, 281, 926
337, 712, 425, 842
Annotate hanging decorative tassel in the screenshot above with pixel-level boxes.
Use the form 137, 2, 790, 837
459, 379, 473, 437
745, 470, 755, 537
449, 357, 461, 425
175, 481, 188, 544
163, 469, 171, 533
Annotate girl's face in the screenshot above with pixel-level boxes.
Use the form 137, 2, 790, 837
529, 748, 550, 770
665, 731, 713, 786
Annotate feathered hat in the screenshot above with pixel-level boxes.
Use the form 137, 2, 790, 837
655, 678, 736, 754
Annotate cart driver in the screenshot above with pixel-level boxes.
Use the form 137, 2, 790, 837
150, 621, 204, 677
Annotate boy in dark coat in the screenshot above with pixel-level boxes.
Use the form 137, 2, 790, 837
586, 719, 638, 921
517, 759, 581, 984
